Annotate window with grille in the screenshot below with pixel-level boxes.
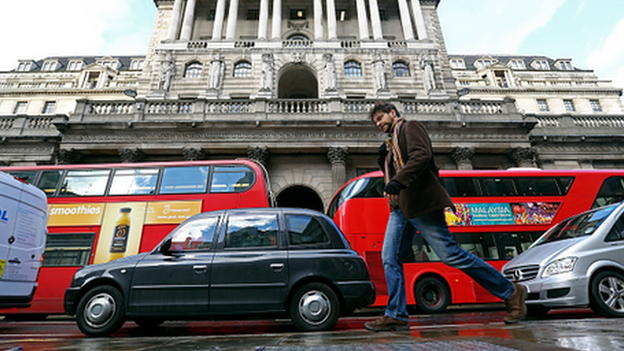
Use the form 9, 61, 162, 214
185, 62, 203, 78
564, 99, 575, 112
393, 61, 410, 77
344, 61, 362, 77
590, 100, 602, 112
42, 101, 56, 114
233, 61, 252, 77
537, 99, 549, 112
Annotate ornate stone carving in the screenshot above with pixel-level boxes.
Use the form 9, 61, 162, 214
158, 51, 175, 92
118, 148, 145, 163
208, 53, 225, 91
327, 146, 348, 165
56, 148, 83, 164
287, 20, 309, 31
291, 51, 305, 63
509, 147, 537, 168
372, 54, 387, 92
323, 53, 337, 92
450, 147, 474, 170
182, 147, 206, 161
247, 146, 269, 166
420, 53, 437, 94
259, 54, 274, 93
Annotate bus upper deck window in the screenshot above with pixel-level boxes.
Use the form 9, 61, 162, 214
210, 166, 255, 193
109, 168, 159, 195
37, 170, 63, 196
59, 170, 110, 196
7, 171, 38, 185
160, 166, 209, 194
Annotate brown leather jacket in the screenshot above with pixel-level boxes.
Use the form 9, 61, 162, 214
380, 120, 453, 219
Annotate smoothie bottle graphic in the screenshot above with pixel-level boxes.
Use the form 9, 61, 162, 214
109, 208, 132, 261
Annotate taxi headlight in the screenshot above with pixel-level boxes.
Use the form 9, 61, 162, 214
541, 257, 578, 278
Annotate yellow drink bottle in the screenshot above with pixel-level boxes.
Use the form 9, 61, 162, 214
109, 208, 132, 261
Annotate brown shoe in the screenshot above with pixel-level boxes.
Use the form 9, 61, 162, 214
504, 283, 527, 324
364, 316, 409, 332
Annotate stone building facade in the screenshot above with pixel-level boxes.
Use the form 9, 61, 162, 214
1, 0, 623, 211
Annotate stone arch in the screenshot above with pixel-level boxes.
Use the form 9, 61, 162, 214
276, 185, 324, 212
277, 63, 318, 98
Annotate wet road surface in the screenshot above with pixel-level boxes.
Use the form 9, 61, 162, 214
1, 307, 623, 351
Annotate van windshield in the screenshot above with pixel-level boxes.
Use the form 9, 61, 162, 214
534, 204, 618, 246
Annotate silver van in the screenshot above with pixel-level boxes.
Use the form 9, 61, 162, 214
502, 202, 624, 317
0, 171, 48, 308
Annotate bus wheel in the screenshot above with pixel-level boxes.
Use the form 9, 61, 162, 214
289, 282, 340, 331
414, 277, 450, 314
76, 285, 126, 337
589, 271, 624, 317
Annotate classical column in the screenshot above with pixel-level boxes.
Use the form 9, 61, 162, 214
258, 0, 269, 39
180, 0, 197, 40
226, 0, 240, 40
248, 146, 270, 167
327, 147, 348, 193
212, 0, 227, 39
271, 0, 282, 39
314, 0, 323, 39
326, 0, 337, 39
355, 0, 369, 39
118, 148, 145, 163
166, 0, 185, 40
397, 0, 414, 40
450, 147, 474, 170
411, 0, 428, 39
509, 148, 537, 168
368, 0, 383, 40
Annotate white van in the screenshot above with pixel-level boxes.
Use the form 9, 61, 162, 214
0, 171, 47, 308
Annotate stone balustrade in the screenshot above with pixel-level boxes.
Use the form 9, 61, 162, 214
3, 98, 622, 139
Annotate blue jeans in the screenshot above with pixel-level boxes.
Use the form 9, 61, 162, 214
382, 208, 515, 321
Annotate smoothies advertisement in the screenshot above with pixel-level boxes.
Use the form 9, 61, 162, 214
47, 201, 202, 264
445, 202, 560, 226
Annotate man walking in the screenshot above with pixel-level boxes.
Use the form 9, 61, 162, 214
364, 102, 527, 332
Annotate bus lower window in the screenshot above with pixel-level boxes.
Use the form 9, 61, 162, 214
109, 168, 159, 195
160, 166, 209, 194
210, 166, 255, 193
43, 233, 95, 267
59, 169, 110, 196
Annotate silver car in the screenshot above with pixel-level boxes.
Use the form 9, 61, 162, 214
502, 202, 624, 317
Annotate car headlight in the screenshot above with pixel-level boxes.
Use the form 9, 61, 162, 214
541, 257, 578, 278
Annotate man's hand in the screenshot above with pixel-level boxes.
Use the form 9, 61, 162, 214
383, 180, 405, 202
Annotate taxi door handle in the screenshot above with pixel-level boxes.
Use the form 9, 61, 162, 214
270, 263, 284, 272
193, 265, 207, 274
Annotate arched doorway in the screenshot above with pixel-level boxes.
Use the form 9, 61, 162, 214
276, 185, 324, 212
278, 65, 318, 99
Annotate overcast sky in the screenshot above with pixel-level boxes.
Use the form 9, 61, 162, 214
1, 0, 623, 89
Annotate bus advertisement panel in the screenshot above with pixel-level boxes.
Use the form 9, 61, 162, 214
328, 169, 624, 313
0, 159, 272, 318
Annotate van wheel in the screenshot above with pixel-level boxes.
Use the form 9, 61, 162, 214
289, 283, 340, 331
589, 271, 624, 317
414, 277, 450, 313
76, 285, 125, 337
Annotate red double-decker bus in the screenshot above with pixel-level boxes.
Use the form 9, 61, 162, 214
328, 169, 624, 313
0, 159, 273, 318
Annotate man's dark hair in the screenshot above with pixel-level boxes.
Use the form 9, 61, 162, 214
369, 102, 401, 122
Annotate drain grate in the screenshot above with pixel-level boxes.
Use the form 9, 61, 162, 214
263, 341, 520, 351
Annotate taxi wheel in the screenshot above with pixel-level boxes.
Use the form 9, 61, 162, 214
589, 271, 624, 317
76, 285, 126, 337
414, 277, 450, 313
289, 282, 340, 331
